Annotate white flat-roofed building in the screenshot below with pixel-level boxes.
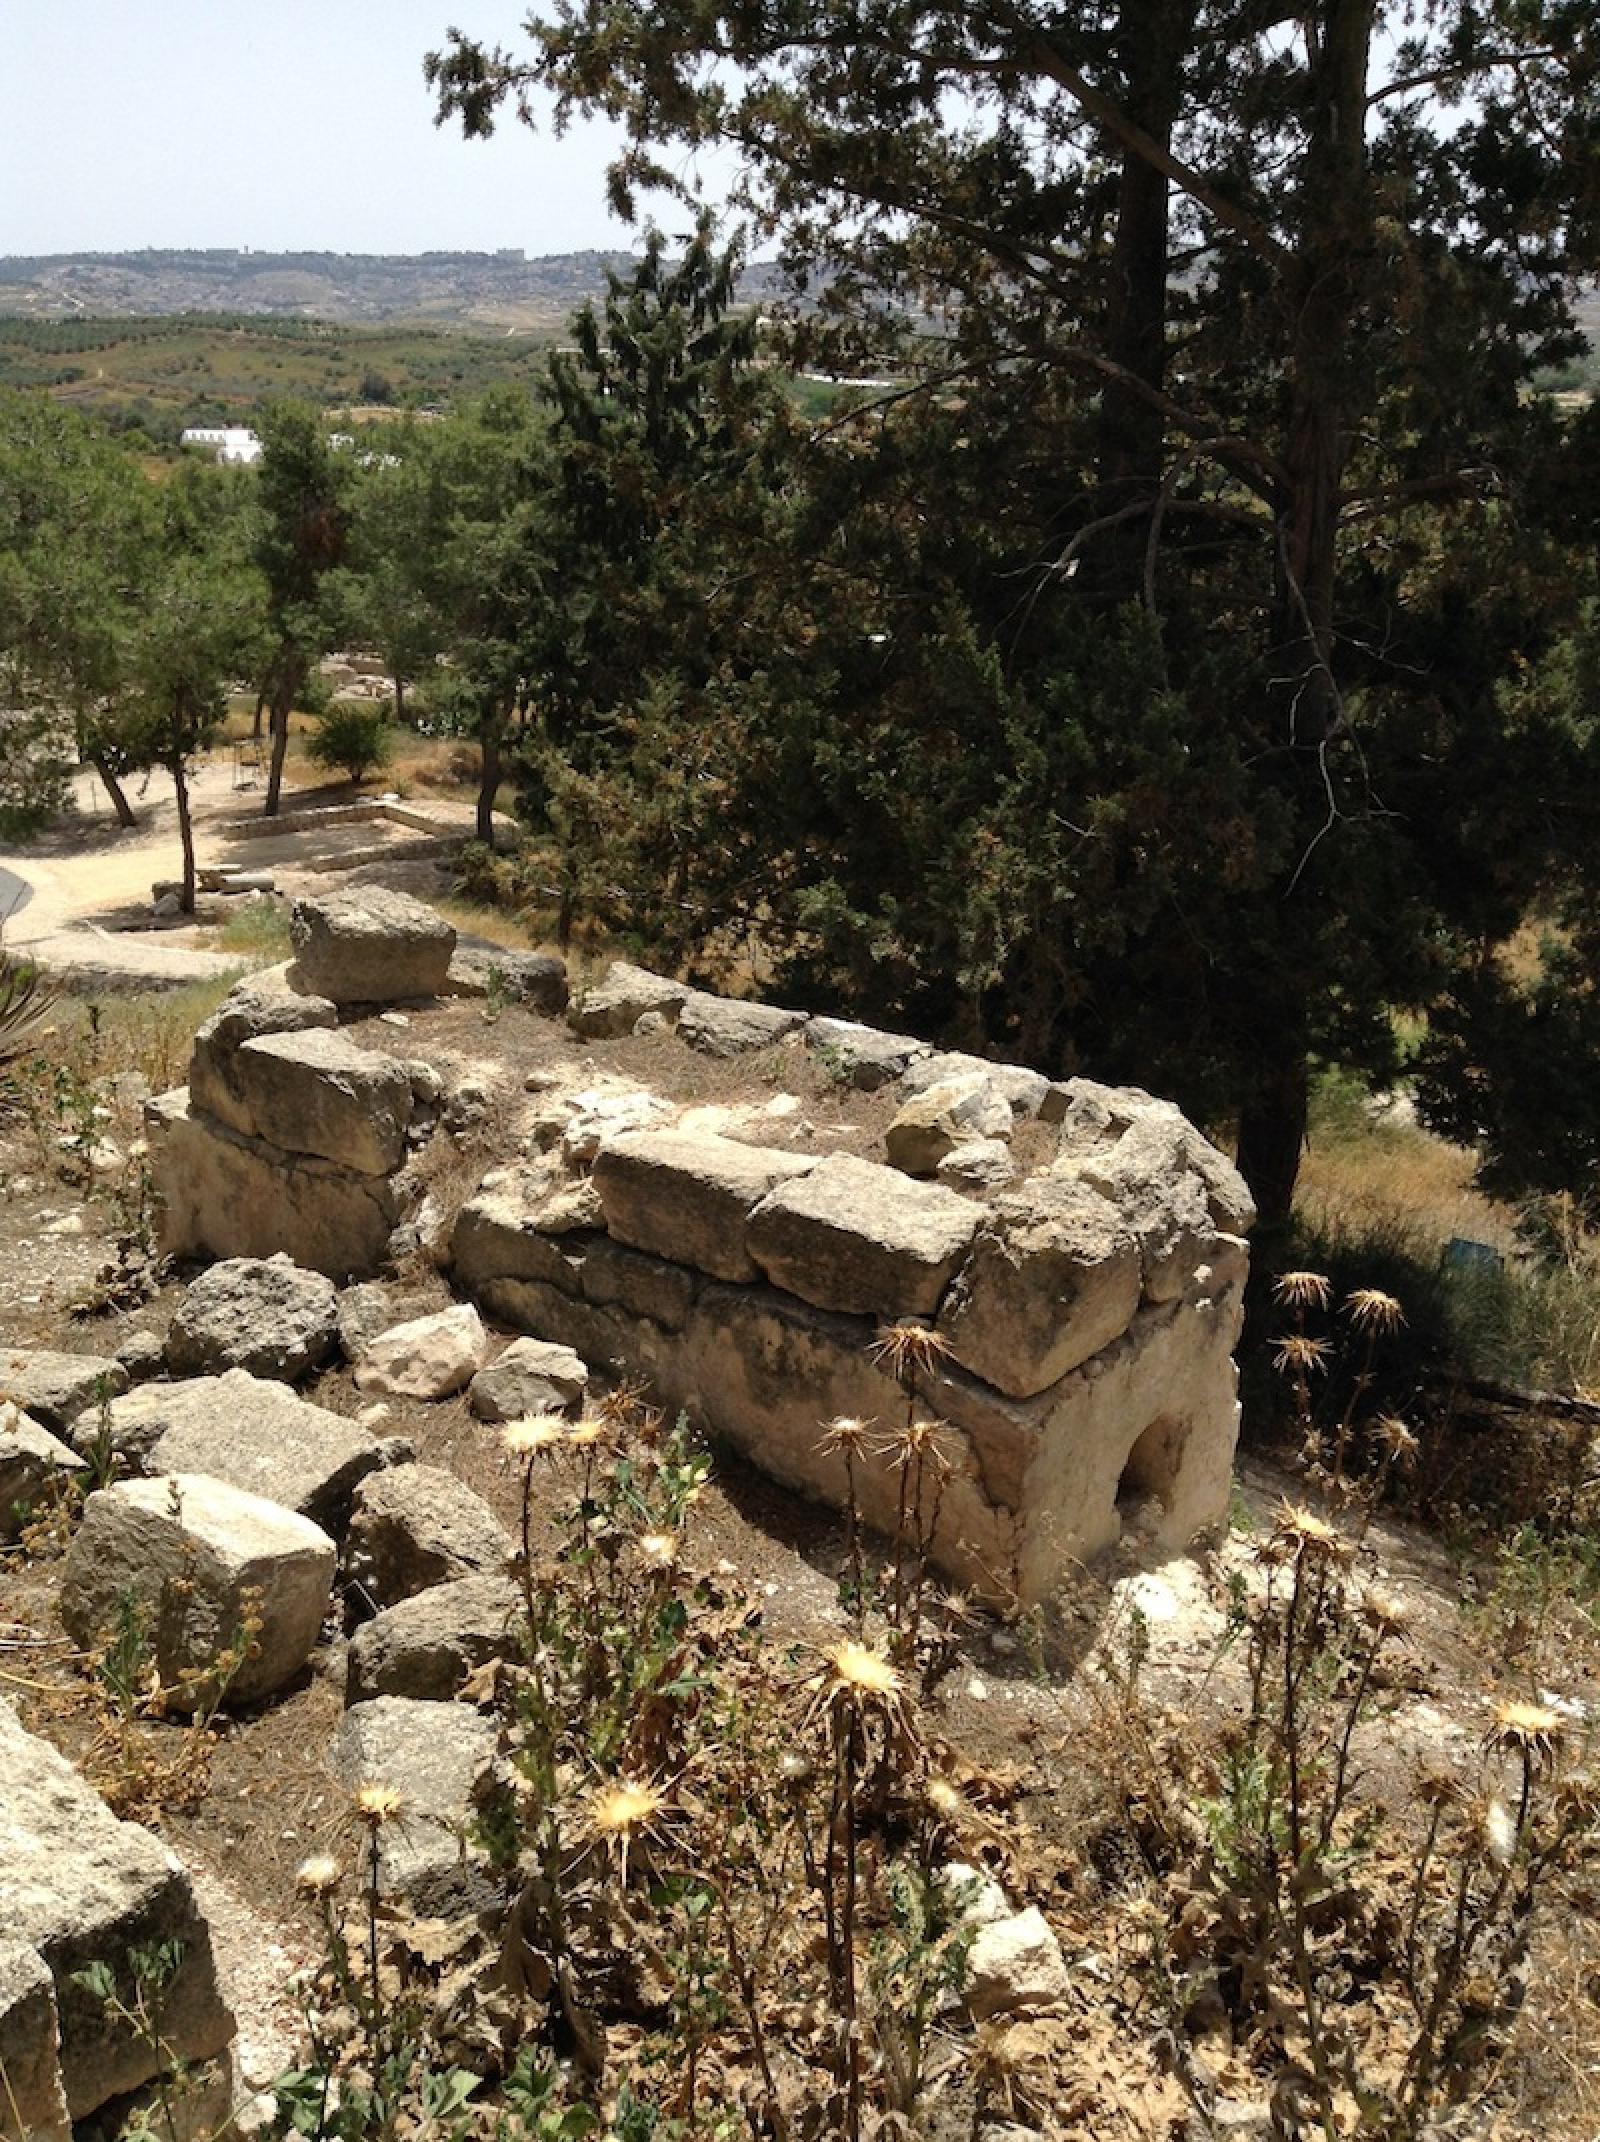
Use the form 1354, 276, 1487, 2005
180, 426, 263, 465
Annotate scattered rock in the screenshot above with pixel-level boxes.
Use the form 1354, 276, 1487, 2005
0, 1700, 233, 2121
353, 1304, 489, 1401
114, 1329, 167, 1383
938, 1176, 1142, 1399
885, 1071, 1012, 1176
287, 887, 456, 1005
335, 1281, 433, 1363
41, 1211, 86, 1237
0, 1404, 85, 1539
406, 1059, 443, 1106
99, 1370, 387, 1537
446, 946, 569, 1014
229, 1028, 414, 1177
594, 1130, 819, 1284
326, 1697, 497, 1914
164, 1255, 338, 1383
0, 1348, 127, 1433
748, 1155, 982, 1317
343, 1464, 511, 1613
567, 960, 687, 1040
963, 1906, 1070, 2019
938, 1861, 1013, 1930
804, 1016, 931, 1091
344, 1574, 519, 1703
935, 1139, 1016, 1190
468, 1336, 589, 1422
60, 1476, 336, 1710
899, 1051, 1051, 1117
675, 990, 808, 1057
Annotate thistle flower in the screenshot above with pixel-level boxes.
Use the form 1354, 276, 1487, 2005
884, 1416, 953, 1475
1361, 1586, 1411, 1637
1484, 1698, 1565, 1770
354, 1782, 405, 1827
503, 1413, 566, 1458
870, 1322, 953, 1384
1414, 1762, 1464, 1809
778, 1749, 816, 1788
1272, 1334, 1333, 1377
584, 1777, 668, 1877
1371, 1414, 1420, 1462
1274, 1271, 1332, 1311
826, 1639, 903, 1700
925, 1776, 966, 1824
818, 1414, 875, 1456
1270, 1501, 1354, 1565
636, 1530, 680, 1570
1345, 1287, 1405, 1334
564, 1419, 606, 1449
294, 1854, 343, 1898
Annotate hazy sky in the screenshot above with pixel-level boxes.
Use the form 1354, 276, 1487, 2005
1, 1, 722, 256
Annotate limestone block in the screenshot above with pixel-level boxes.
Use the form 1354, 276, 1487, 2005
558, 1086, 675, 1164
287, 887, 455, 1005
468, 1336, 589, 1421
101, 1371, 386, 1538
353, 1304, 489, 1400
0, 1936, 70, 2141
594, 1130, 818, 1283
567, 960, 688, 1039
344, 1464, 510, 1612
936, 1140, 1017, 1191
445, 946, 569, 1013
335, 1281, 434, 1362
885, 1071, 1013, 1176
1053, 1077, 1255, 1234
327, 1698, 497, 1914
938, 1176, 1142, 1398
675, 990, 808, 1057
60, 1477, 336, 1710
0, 1701, 233, 2120
115, 1329, 166, 1383
164, 1254, 338, 1382
148, 1089, 401, 1282
450, 1161, 575, 1292
963, 1907, 1069, 2018
899, 1051, 1050, 1118
0, 1404, 85, 1540
188, 979, 337, 1139
804, 1016, 931, 1091
0, 1348, 127, 1432
344, 1574, 519, 1703
231, 1028, 414, 1177
748, 1154, 982, 1316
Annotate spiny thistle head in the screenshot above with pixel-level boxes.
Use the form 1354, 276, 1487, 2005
1371, 1414, 1420, 1461
1274, 1270, 1332, 1311
925, 1776, 966, 1823
826, 1639, 903, 1700
1269, 1501, 1354, 1565
564, 1418, 606, 1450
1414, 1762, 1464, 1810
294, 1854, 343, 1898
1484, 1698, 1565, 1769
1272, 1334, 1333, 1377
870, 1321, 953, 1384
1345, 1287, 1405, 1334
818, 1414, 874, 1456
636, 1530, 681, 1570
886, 1416, 953, 1474
1360, 1586, 1411, 1637
584, 1777, 668, 1876
354, 1782, 405, 1828
503, 1413, 566, 1459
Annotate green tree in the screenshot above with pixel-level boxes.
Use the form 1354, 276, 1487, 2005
252, 402, 352, 817
431, 4, 1600, 1229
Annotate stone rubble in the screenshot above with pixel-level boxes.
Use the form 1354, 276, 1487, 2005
343, 1463, 511, 1613
467, 1335, 589, 1421
353, 1303, 490, 1401
164, 1254, 338, 1383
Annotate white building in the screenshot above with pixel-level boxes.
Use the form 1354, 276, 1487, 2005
179, 426, 263, 465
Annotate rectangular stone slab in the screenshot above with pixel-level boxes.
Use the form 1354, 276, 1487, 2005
231, 1028, 413, 1176
0, 1700, 233, 2119
747, 1153, 982, 1316
593, 1130, 818, 1282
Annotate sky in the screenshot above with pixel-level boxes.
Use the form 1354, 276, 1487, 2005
0, 1, 724, 257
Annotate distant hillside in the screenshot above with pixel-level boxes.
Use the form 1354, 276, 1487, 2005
0, 249, 650, 332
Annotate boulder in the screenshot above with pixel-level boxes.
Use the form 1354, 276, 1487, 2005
938, 1176, 1142, 1398
148, 1088, 401, 1282
164, 1254, 338, 1382
0, 1404, 85, 1539
675, 990, 808, 1057
353, 1304, 489, 1401
60, 1476, 335, 1709
327, 1697, 497, 1914
567, 960, 688, 1040
524, 1082, 676, 1165
114, 1329, 166, 1383
962, 1907, 1069, 2019
344, 1574, 519, 1703
343, 1464, 510, 1613
445, 946, 569, 1014
450, 1161, 583, 1293
188, 979, 338, 1139
899, 1051, 1051, 1118
804, 1016, 931, 1091
229, 1028, 414, 1177
885, 1071, 1013, 1176
468, 1336, 589, 1422
594, 1130, 818, 1284
0, 1936, 70, 2141
287, 887, 455, 1005
935, 1140, 1017, 1191
98, 1371, 387, 1537
747, 1155, 982, 1317
0, 1700, 233, 2120
0, 1348, 127, 1433
335, 1281, 436, 1362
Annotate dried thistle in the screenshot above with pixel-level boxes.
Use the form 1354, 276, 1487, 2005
502, 1413, 566, 1458
354, 1782, 405, 1828
1272, 1334, 1333, 1377
1344, 1287, 1405, 1334
870, 1322, 953, 1385
294, 1854, 343, 1898
825, 1639, 904, 1703
1371, 1414, 1420, 1461
1360, 1585, 1411, 1638
1269, 1500, 1354, 1566
882, 1416, 954, 1477
1484, 1698, 1565, 1771
583, 1776, 669, 1879
818, 1414, 875, 1455
636, 1530, 681, 1570
1274, 1270, 1333, 1311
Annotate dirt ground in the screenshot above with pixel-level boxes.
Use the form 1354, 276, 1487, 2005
4, 976, 1600, 2136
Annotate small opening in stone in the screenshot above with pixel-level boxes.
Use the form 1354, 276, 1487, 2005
1115, 1415, 1182, 1529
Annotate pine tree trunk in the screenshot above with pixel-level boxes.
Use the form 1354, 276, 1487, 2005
1235, 1039, 1309, 1235
251, 690, 267, 742
393, 673, 406, 725
93, 758, 138, 829
172, 755, 197, 916
477, 715, 502, 846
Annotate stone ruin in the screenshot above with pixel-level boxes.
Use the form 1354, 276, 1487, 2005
146, 887, 1254, 1607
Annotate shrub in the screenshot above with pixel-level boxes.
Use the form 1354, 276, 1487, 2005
307, 704, 393, 785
